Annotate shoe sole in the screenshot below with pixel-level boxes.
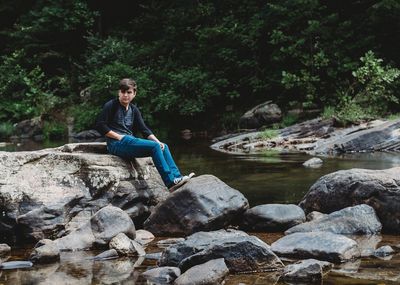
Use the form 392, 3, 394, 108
169, 172, 195, 192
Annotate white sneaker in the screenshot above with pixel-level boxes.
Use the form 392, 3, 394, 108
169, 172, 195, 192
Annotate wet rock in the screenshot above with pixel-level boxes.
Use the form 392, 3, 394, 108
93, 249, 119, 261
158, 229, 248, 267
91, 205, 136, 245
54, 221, 95, 251
0, 143, 167, 244
145, 252, 163, 260
282, 259, 333, 282
239, 101, 282, 129
134, 229, 154, 246
0, 243, 11, 257
144, 175, 249, 235
109, 233, 145, 256
351, 235, 382, 257
30, 239, 60, 264
299, 167, 400, 233
303, 157, 323, 168
286, 204, 382, 235
174, 258, 229, 285
374, 245, 394, 257
157, 238, 185, 248
179, 236, 284, 273
0, 260, 33, 269
241, 204, 305, 232
271, 232, 360, 263
306, 211, 327, 221
142, 266, 181, 283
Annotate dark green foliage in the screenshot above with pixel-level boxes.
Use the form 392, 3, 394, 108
0, 0, 399, 135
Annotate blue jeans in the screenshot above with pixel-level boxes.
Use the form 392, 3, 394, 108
107, 135, 181, 187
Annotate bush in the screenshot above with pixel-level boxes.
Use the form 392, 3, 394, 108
69, 103, 100, 132
43, 121, 67, 140
0, 122, 15, 139
259, 129, 279, 140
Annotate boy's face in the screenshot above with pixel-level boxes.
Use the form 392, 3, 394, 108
118, 86, 136, 106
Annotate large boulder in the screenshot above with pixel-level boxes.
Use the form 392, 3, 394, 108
285, 204, 382, 235
241, 204, 305, 232
29, 239, 60, 264
299, 167, 400, 233
239, 101, 282, 129
159, 229, 283, 273
271, 232, 360, 263
144, 175, 249, 235
0, 143, 167, 244
13, 117, 43, 139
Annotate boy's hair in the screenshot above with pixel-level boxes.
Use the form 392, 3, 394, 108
119, 78, 137, 91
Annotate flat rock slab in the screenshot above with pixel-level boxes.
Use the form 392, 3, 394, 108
271, 232, 360, 263
286, 204, 382, 235
144, 175, 249, 235
299, 167, 400, 233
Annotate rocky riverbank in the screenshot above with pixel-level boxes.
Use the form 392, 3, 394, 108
211, 117, 400, 155
1, 143, 400, 284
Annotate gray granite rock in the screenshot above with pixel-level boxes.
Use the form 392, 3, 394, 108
30, 239, 60, 264
282, 259, 332, 282
142, 266, 180, 283
299, 167, 400, 233
93, 249, 119, 261
174, 258, 229, 285
109, 233, 145, 256
303, 157, 323, 168
144, 175, 249, 235
241, 204, 305, 232
271, 232, 360, 263
0, 243, 11, 257
286, 204, 382, 235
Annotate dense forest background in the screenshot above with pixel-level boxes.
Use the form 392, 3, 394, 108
0, 0, 399, 139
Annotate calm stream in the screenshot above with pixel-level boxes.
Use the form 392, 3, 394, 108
1, 138, 400, 284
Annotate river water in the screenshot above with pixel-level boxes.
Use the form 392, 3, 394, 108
1, 139, 400, 284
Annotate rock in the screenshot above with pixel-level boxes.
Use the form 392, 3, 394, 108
91, 205, 136, 245
351, 235, 382, 257
282, 259, 333, 282
134, 229, 154, 246
313, 119, 400, 154
14, 117, 43, 138
142, 266, 181, 283
0, 142, 167, 244
0, 243, 11, 257
145, 252, 163, 260
159, 229, 249, 267
159, 229, 283, 273
299, 167, 400, 233
174, 258, 229, 285
239, 101, 282, 129
241, 204, 305, 232
30, 239, 60, 264
0, 260, 33, 269
303, 157, 323, 168
54, 205, 136, 251
271, 232, 360, 263
93, 249, 119, 261
109, 233, 145, 256
286, 204, 382, 235
178, 235, 284, 273
306, 211, 327, 221
144, 175, 249, 235
157, 238, 185, 248
374, 245, 394, 257
73, 129, 102, 140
